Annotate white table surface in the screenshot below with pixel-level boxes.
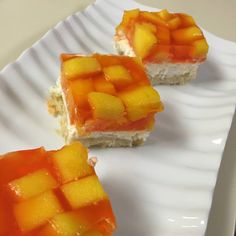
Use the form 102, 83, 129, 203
0, 0, 235, 235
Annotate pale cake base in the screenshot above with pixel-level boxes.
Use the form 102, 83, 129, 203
48, 85, 151, 148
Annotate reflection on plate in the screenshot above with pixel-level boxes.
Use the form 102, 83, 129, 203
0, 0, 236, 235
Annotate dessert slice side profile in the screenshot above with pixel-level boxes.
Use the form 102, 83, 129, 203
114, 9, 209, 85
48, 54, 163, 147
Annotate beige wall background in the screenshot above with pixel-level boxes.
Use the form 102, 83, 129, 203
0, 0, 236, 235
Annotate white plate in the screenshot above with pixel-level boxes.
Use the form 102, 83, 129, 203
0, 0, 236, 235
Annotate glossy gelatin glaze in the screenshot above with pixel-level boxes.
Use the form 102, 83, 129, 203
61, 54, 163, 135
0, 142, 116, 236
115, 9, 209, 63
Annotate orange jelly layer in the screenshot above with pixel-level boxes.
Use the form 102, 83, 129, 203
61, 54, 163, 135
115, 9, 209, 63
0, 143, 116, 236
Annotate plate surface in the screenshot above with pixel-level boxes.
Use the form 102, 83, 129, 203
0, 0, 236, 235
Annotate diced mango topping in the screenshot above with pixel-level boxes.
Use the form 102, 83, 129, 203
8, 169, 58, 200
61, 54, 163, 133
179, 13, 196, 27
14, 191, 63, 232
88, 92, 125, 120
103, 65, 133, 88
133, 23, 157, 59
172, 26, 203, 44
0, 143, 116, 235
167, 16, 181, 30
140, 11, 169, 28
116, 9, 140, 33
140, 22, 157, 33
157, 9, 172, 21
51, 142, 94, 183
93, 75, 116, 95
115, 9, 208, 62
61, 176, 107, 209
191, 39, 209, 58
63, 57, 101, 79
41, 212, 90, 236
155, 26, 170, 44
119, 86, 162, 121
70, 78, 94, 108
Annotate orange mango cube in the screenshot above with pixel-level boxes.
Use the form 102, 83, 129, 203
140, 22, 157, 33
51, 142, 94, 183
70, 78, 94, 108
61, 176, 108, 209
14, 191, 63, 232
133, 23, 157, 59
88, 92, 125, 120
157, 9, 172, 21
8, 169, 58, 201
119, 86, 162, 121
103, 65, 133, 89
156, 26, 170, 44
40, 212, 90, 236
167, 16, 181, 30
140, 11, 169, 28
63, 57, 101, 79
116, 9, 139, 32
191, 39, 209, 58
179, 13, 196, 27
93, 75, 116, 95
172, 26, 204, 44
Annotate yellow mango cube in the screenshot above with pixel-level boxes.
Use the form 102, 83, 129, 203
119, 86, 162, 121
116, 9, 139, 32
93, 76, 116, 95
39, 212, 89, 236
103, 65, 133, 88
140, 12, 169, 28
123, 9, 139, 21
14, 191, 63, 232
52, 142, 94, 184
8, 169, 58, 201
63, 57, 101, 79
191, 39, 209, 58
133, 23, 157, 59
167, 16, 181, 30
157, 9, 172, 21
140, 22, 157, 33
172, 26, 203, 44
61, 175, 107, 209
179, 13, 196, 27
88, 92, 125, 120
70, 78, 94, 108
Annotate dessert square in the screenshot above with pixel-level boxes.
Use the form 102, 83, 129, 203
114, 9, 209, 85
48, 54, 163, 147
0, 142, 116, 235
